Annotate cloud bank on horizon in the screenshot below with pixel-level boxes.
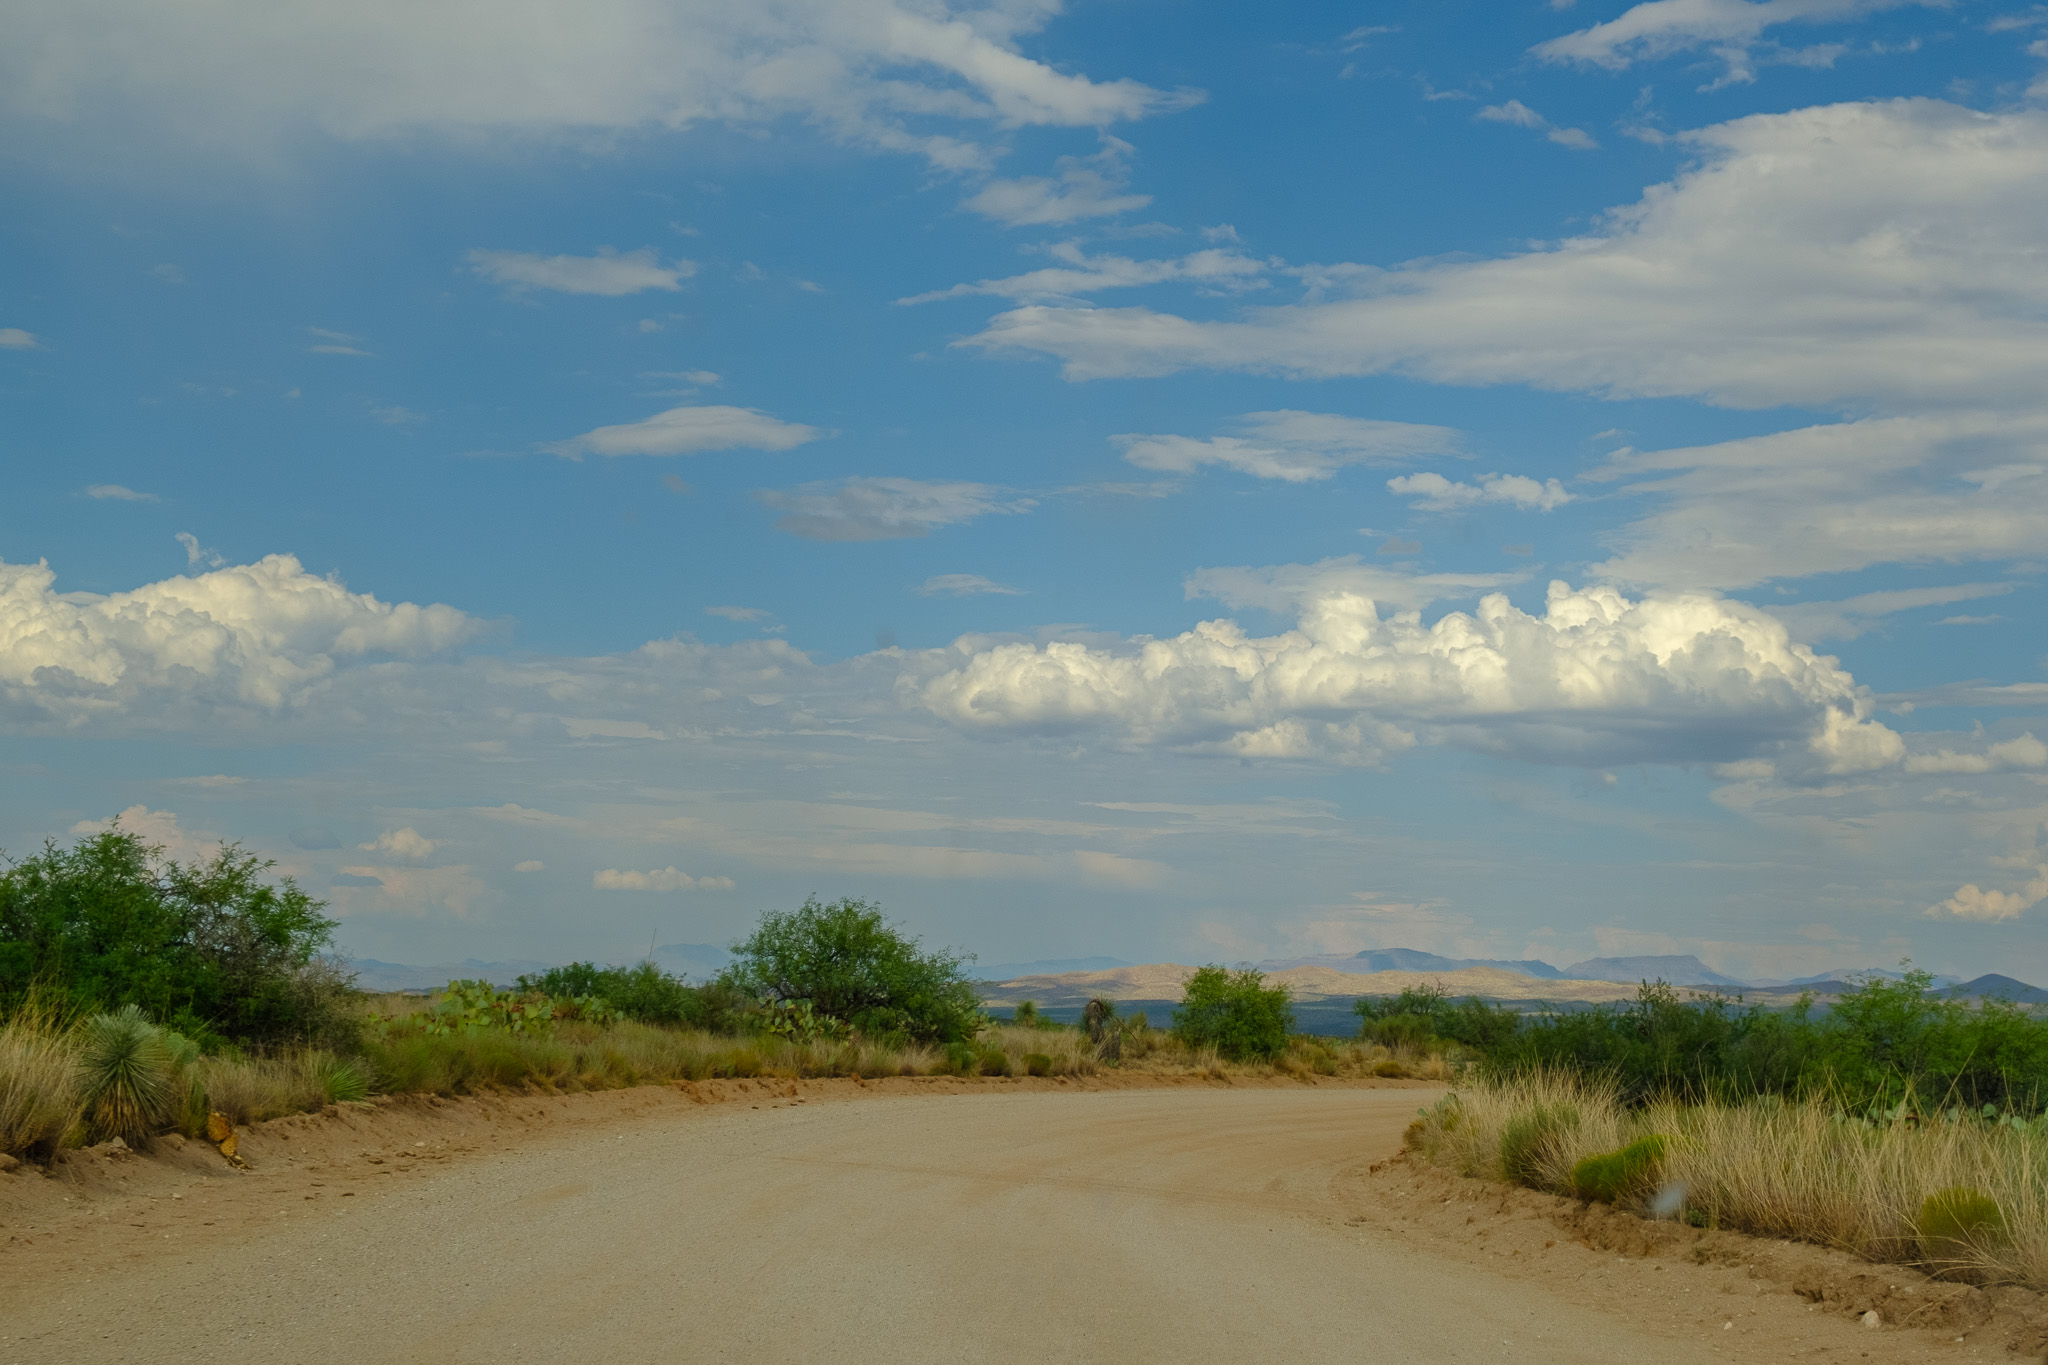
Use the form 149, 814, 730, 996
4, 0, 2046, 982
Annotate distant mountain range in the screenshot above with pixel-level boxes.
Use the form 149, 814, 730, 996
348, 943, 2037, 1001
1248, 949, 1988, 993
973, 956, 1133, 982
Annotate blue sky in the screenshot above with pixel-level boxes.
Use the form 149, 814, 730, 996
5, 0, 2048, 981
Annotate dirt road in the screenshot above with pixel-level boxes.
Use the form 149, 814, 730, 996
0, 1086, 1989, 1362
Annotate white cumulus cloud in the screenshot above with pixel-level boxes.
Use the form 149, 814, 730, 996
1387, 471, 1574, 511
758, 478, 1034, 541
466, 247, 694, 295
358, 826, 445, 860
1933, 865, 2048, 922
593, 866, 733, 891
1902, 732, 2048, 775
1115, 411, 1463, 484
915, 578, 1902, 773
0, 553, 474, 725
547, 405, 821, 458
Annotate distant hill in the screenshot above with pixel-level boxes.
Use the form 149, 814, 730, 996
346, 957, 552, 992
1255, 949, 1567, 978
650, 942, 732, 979
1951, 973, 2048, 1003
977, 956, 1132, 982
1562, 955, 1747, 988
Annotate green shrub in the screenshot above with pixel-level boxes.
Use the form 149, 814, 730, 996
1499, 1101, 1579, 1188
1571, 1134, 1667, 1203
1023, 1052, 1053, 1077
516, 960, 697, 1026
76, 1005, 177, 1143
1355, 985, 1519, 1052
0, 828, 355, 1046
978, 1047, 1011, 1077
942, 1041, 977, 1075
1917, 1186, 2007, 1272
1173, 966, 1294, 1062
723, 897, 981, 1044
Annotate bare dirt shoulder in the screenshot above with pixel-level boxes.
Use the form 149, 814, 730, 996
0, 1070, 1436, 1287
1343, 1149, 2048, 1361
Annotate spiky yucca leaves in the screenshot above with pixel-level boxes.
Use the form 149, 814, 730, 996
312, 1053, 372, 1104
76, 1005, 176, 1143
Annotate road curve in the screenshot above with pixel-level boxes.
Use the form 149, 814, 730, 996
8, 1087, 1786, 1363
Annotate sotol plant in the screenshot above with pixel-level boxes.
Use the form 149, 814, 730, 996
77, 1005, 176, 1143
1570, 1134, 1667, 1204
1917, 1186, 2007, 1277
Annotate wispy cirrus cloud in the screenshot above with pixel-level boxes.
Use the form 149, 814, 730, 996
466, 247, 694, 296
0, 1, 1199, 172
85, 483, 158, 502
547, 405, 822, 458
963, 137, 1152, 225
758, 477, 1035, 541
1115, 410, 1463, 484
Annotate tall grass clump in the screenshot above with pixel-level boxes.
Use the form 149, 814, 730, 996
0, 1006, 81, 1156
1409, 1072, 2048, 1289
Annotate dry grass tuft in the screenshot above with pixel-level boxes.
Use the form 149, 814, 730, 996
1410, 1071, 2048, 1289
0, 1008, 82, 1155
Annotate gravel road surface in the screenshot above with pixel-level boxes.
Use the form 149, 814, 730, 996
0, 1086, 1930, 1363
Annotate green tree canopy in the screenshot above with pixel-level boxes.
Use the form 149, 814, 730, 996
1173, 965, 1294, 1061
0, 826, 351, 1044
722, 897, 980, 1044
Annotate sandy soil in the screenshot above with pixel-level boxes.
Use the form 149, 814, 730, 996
0, 1076, 2029, 1363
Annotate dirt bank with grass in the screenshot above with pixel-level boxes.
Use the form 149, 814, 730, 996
0, 1077, 2015, 1364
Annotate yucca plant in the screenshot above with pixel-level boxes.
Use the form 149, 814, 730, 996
76, 1005, 176, 1144
311, 1052, 372, 1104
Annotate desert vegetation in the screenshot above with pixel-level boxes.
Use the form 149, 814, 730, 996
1400, 972, 2048, 1289
0, 828, 1445, 1162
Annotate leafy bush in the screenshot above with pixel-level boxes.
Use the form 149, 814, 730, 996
1355, 985, 1519, 1052
722, 897, 981, 1043
1023, 1052, 1053, 1077
1173, 966, 1294, 1062
516, 960, 704, 1027
977, 1047, 1011, 1076
0, 828, 355, 1046
77, 1004, 177, 1143
1571, 1134, 1667, 1203
1434, 971, 2048, 1116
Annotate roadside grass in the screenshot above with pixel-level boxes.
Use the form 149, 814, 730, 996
0, 994, 1452, 1159
0, 1007, 80, 1156
1410, 1070, 2048, 1289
